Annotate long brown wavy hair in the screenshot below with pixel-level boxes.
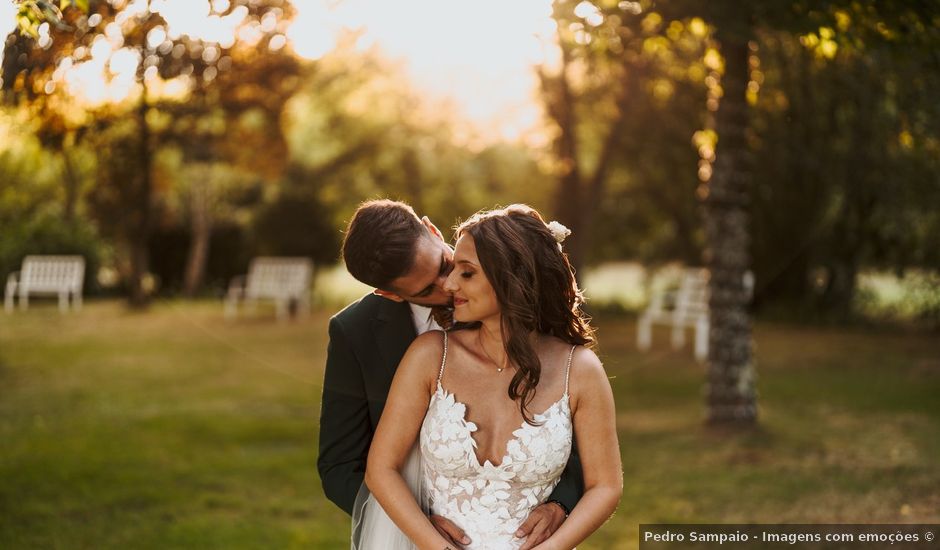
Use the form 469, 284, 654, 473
455, 204, 595, 425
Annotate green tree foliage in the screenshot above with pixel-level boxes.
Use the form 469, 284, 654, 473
282, 45, 553, 240
251, 173, 339, 265
12, 1, 88, 38
542, 1, 717, 271
3, 3, 96, 223
4, 2, 550, 301
3, 0, 302, 302
749, 3, 940, 315
5, 0, 937, 321
0, 110, 61, 224
0, 111, 102, 288
549, 0, 940, 313
545, 0, 940, 424
0, 213, 102, 295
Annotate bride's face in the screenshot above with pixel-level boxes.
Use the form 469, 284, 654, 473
444, 234, 499, 323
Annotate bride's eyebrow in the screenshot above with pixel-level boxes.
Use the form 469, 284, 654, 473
456, 259, 478, 267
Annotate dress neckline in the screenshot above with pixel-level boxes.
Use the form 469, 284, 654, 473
432, 381, 570, 469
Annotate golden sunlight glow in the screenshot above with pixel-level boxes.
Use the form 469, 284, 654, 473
286, 1, 334, 61
59, 33, 139, 108
2, 0, 557, 141
151, 0, 247, 47
53, 0, 250, 108
289, 0, 557, 141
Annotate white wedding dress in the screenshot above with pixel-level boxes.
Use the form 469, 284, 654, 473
351, 442, 427, 550
353, 331, 574, 550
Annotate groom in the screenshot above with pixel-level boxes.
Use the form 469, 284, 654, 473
318, 199, 584, 549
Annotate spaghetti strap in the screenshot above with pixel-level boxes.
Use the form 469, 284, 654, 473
437, 331, 448, 383
564, 345, 576, 396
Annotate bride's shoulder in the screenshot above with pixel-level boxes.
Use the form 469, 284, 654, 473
570, 345, 603, 371
566, 345, 608, 398
405, 328, 477, 361
406, 329, 447, 357
441, 326, 477, 350
538, 335, 598, 365
399, 330, 447, 379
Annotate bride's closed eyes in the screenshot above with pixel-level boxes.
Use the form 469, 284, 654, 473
460, 271, 474, 279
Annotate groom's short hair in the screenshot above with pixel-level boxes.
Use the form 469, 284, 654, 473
342, 199, 427, 291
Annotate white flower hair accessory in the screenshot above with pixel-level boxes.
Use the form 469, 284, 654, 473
547, 220, 571, 244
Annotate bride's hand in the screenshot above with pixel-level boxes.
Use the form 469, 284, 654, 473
515, 501, 567, 550
429, 514, 471, 548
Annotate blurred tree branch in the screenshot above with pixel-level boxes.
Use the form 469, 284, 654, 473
12, 0, 88, 37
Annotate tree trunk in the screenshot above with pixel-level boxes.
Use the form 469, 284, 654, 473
703, 34, 758, 424
128, 78, 153, 308
183, 174, 211, 297
61, 147, 79, 222
820, 61, 876, 316
544, 33, 632, 274
548, 37, 586, 273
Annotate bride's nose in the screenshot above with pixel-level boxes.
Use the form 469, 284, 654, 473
443, 269, 459, 293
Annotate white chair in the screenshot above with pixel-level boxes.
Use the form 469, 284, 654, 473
637, 268, 755, 362
5, 255, 85, 313
637, 268, 710, 361
225, 257, 313, 321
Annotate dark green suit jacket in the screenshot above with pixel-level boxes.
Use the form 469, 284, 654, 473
317, 293, 584, 515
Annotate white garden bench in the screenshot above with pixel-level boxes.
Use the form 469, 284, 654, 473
4, 255, 85, 313
636, 267, 754, 362
224, 257, 313, 321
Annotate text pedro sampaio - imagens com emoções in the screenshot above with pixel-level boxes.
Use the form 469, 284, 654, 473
645, 530, 919, 544
639, 524, 938, 549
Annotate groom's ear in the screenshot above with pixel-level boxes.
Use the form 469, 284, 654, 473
421, 216, 445, 243
373, 289, 406, 303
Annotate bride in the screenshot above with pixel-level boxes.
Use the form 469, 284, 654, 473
360, 204, 622, 549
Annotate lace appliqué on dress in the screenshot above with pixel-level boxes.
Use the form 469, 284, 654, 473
419, 333, 575, 549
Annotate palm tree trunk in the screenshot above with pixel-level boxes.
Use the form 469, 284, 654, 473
703, 34, 758, 424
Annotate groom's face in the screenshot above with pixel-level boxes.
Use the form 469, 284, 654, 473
376, 219, 455, 307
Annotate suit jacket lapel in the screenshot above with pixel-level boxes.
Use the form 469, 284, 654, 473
371, 298, 417, 397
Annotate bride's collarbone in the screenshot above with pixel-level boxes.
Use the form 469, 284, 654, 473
448, 331, 570, 373
446, 341, 566, 385
441, 369, 568, 423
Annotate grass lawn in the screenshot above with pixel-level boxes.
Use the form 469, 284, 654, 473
1, 299, 938, 549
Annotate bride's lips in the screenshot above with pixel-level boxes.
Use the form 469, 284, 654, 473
453, 297, 468, 307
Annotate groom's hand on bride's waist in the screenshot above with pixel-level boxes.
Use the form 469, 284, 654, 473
515, 501, 567, 550
430, 514, 471, 548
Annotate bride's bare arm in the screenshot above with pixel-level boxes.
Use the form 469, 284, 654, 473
533, 348, 623, 550
364, 331, 456, 550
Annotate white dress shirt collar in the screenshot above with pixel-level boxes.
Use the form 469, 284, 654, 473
409, 303, 442, 335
